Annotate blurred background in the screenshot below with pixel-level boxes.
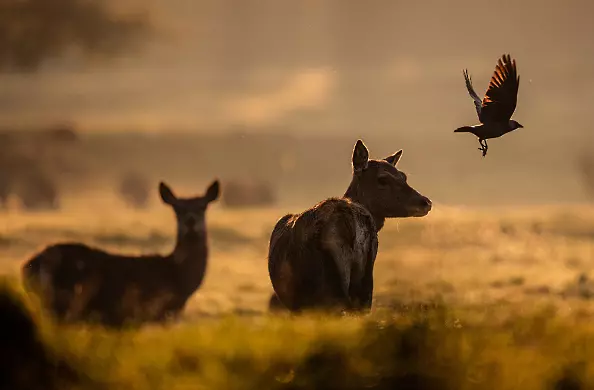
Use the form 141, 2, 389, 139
1, 0, 594, 211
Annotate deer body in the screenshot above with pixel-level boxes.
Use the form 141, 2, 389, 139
21, 180, 219, 328
269, 198, 378, 313
268, 140, 432, 313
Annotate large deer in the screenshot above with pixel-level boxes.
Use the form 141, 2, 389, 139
267, 140, 431, 314
21, 180, 220, 328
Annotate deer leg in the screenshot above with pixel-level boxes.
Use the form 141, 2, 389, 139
350, 246, 377, 314
328, 264, 353, 310
358, 274, 374, 313
335, 259, 355, 311
318, 255, 354, 312
360, 260, 376, 311
321, 237, 355, 311
345, 275, 372, 315
268, 292, 288, 312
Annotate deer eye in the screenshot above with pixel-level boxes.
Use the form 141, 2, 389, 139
378, 176, 390, 186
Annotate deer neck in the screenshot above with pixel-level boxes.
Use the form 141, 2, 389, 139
170, 231, 208, 292
343, 185, 385, 232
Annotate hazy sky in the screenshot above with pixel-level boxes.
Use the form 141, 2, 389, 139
1, 0, 593, 137
1, 0, 593, 206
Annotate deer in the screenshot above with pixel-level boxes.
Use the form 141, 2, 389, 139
21, 180, 220, 328
267, 139, 432, 314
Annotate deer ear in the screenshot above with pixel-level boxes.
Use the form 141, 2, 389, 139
205, 180, 220, 203
352, 139, 369, 173
384, 150, 403, 166
159, 182, 177, 205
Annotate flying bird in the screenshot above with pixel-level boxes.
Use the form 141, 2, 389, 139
454, 54, 523, 157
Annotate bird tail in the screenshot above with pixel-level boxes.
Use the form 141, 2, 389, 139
454, 126, 474, 133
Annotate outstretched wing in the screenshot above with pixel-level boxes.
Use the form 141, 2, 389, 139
463, 69, 482, 119
479, 54, 520, 123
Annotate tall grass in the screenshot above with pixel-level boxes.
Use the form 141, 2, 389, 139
3, 277, 594, 390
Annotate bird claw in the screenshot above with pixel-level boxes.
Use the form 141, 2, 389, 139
478, 144, 488, 157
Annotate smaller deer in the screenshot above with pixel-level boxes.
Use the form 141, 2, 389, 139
268, 139, 431, 314
21, 180, 220, 328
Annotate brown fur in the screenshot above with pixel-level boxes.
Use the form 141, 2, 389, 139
268, 140, 432, 314
21, 180, 220, 328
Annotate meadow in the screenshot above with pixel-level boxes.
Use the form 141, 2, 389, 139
2, 195, 594, 389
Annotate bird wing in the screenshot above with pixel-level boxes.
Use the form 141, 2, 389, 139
479, 54, 520, 123
463, 69, 482, 119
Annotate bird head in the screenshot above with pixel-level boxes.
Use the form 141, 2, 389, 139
509, 120, 524, 130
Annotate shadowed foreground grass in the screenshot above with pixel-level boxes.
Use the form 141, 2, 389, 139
3, 204, 594, 389
4, 278, 594, 390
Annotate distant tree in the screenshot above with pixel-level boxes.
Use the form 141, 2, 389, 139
118, 171, 151, 209
577, 152, 594, 200
221, 179, 276, 208
0, 0, 149, 211
0, 0, 150, 72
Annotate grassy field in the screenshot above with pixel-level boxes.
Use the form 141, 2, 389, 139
2, 197, 594, 389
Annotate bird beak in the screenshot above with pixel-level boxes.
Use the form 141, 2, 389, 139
519, 124, 524, 128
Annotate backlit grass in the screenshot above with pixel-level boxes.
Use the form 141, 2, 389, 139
2, 200, 594, 389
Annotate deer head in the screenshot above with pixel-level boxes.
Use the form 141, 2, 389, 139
159, 180, 220, 239
346, 139, 431, 219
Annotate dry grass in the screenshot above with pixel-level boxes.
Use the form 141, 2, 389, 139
2, 197, 594, 389
4, 197, 594, 317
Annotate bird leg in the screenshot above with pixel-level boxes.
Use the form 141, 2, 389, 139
477, 139, 485, 152
478, 139, 488, 157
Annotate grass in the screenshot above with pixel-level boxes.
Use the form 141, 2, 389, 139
2, 198, 594, 389
5, 281, 594, 390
